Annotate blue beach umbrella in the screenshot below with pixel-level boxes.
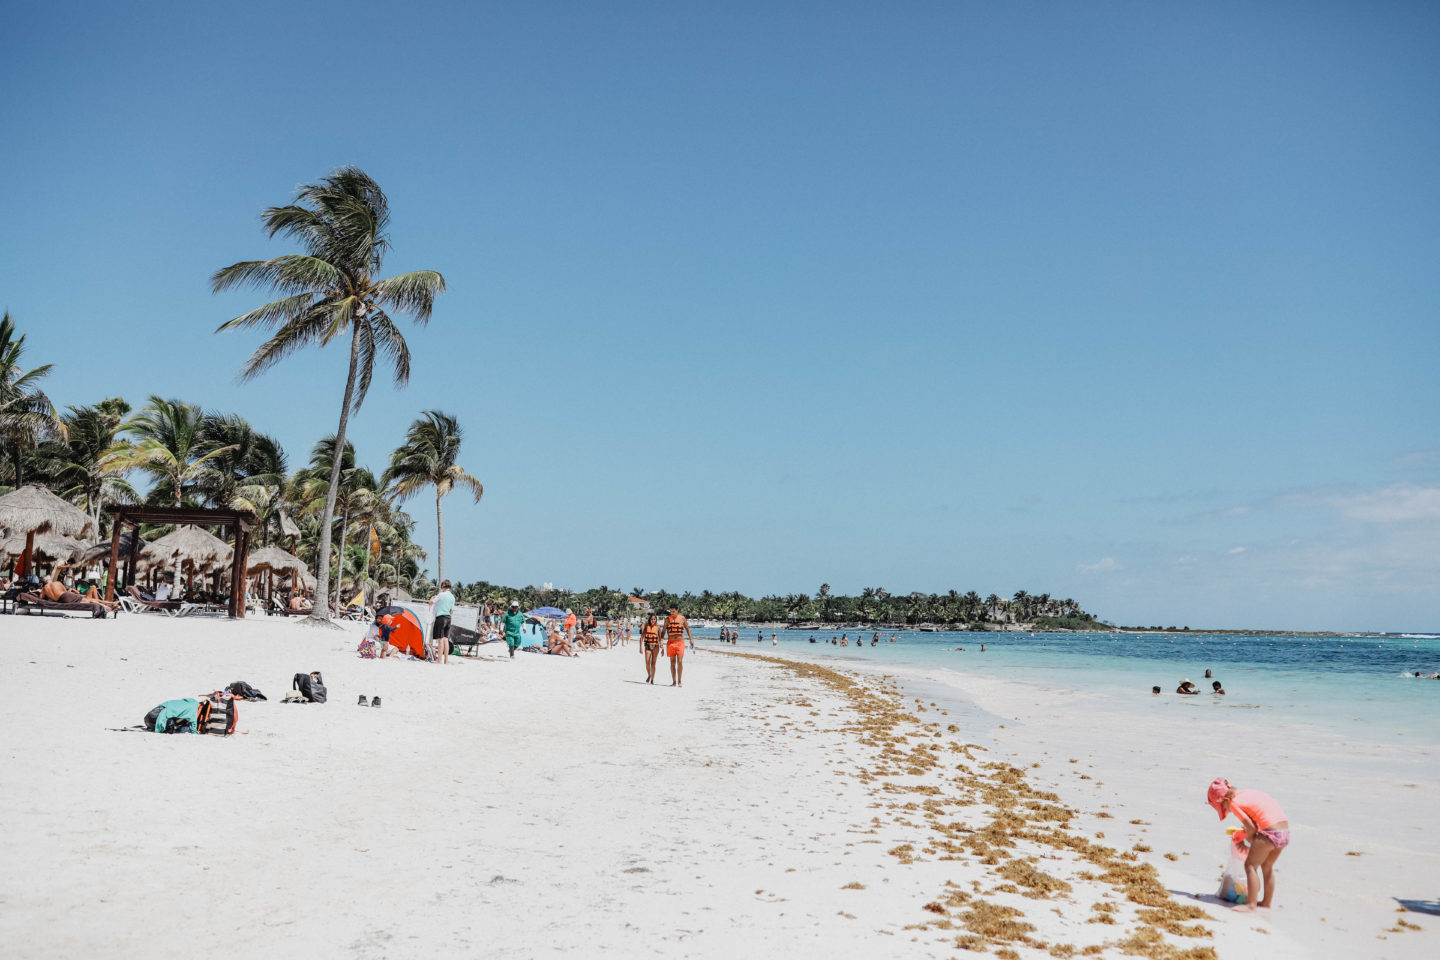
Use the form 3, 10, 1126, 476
527, 606, 566, 619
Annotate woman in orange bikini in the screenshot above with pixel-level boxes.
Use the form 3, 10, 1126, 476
641, 613, 662, 683
1206, 777, 1290, 911
664, 604, 692, 687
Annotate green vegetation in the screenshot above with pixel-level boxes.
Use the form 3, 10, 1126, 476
442, 581, 1100, 626
1029, 614, 1111, 632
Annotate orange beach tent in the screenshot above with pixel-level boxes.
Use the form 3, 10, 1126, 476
376, 606, 425, 657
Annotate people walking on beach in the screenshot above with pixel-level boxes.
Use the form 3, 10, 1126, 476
665, 604, 693, 687
1206, 778, 1289, 912
564, 609, 577, 639
429, 580, 454, 664
502, 600, 526, 658
641, 613, 662, 683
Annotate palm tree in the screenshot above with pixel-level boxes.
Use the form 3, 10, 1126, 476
33, 403, 139, 528
384, 410, 482, 584
0, 311, 62, 487
213, 166, 446, 622
119, 397, 236, 507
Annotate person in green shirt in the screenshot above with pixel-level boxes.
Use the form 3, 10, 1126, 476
502, 599, 526, 659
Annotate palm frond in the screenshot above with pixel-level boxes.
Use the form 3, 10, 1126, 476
369, 309, 412, 389
372, 270, 445, 323
210, 255, 345, 296
237, 312, 331, 381
215, 292, 319, 332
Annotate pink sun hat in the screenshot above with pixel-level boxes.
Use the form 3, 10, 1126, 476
1206, 777, 1232, 818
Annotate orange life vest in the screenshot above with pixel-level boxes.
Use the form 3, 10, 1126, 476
665, 615, 685, 639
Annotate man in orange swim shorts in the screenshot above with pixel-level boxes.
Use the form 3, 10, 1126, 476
663, 603, 693, 687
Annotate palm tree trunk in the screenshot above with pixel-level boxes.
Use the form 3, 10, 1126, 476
360, 520, 374, 584
311, 322, 362, 623
435, 489, 444, 584
336, 509, 349, 602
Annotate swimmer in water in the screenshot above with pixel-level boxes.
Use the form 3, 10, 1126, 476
1152, 686, 1161, 695
1177, 679, 1199, 695
1212, 680, 1226, 695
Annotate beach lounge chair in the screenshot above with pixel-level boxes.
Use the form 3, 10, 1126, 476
124, 585, 197, 617
16, 592, 115, 619
447, 623, 484, 657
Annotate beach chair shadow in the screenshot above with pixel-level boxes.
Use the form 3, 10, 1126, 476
1394, 897, 1440, 916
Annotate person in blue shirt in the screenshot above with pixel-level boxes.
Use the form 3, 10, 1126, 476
429, 580, 455, 664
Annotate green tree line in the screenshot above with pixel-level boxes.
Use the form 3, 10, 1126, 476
446, 580, 1102, 628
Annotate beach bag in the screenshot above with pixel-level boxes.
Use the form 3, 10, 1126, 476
198, 693, 237, 736
143, 704, 164, 731
227, 680, 266, 701
1218, 829, 1249, 904
292, 672, 327, 704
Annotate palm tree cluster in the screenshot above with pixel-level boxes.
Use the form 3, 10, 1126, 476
0, 374, 468, 598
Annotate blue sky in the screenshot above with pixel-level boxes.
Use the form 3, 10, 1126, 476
3, 1, 1437, 630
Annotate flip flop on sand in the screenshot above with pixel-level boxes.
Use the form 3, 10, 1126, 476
371, 696, 381, 708
357, 695, 368, 706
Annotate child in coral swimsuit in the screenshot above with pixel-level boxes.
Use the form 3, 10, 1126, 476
1207, 778, 1290, 912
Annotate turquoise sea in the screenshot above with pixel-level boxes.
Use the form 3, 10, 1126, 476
695, 628, 1440, 745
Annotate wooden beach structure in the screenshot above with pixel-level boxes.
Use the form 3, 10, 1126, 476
103, 505, 257, 618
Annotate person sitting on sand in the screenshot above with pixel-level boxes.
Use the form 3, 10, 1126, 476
546, 623, 576, 657
1212, 680, 1226, 695
1177, 679, 1199, 695
1206, 777, 1289, 912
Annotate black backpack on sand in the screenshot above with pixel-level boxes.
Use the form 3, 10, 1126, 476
292, 672, 327, 703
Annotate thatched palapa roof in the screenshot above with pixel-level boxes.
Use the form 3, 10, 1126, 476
0, 531, 92, 564
142, 525, 234, 569
75, 531, 147, 568
0, 484, 97, 539
246, 544, 308, 576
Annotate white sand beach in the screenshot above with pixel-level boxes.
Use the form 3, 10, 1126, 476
0, 614, 1431, 959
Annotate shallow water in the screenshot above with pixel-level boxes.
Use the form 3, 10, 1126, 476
698, 628, 1440, 745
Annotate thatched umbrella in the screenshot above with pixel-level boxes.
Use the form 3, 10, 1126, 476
246, 544, 310, 608
0, 531, 91, 568
390, 586, 413, 602
246, 544, 306, 575
0, 484, 97, 576
143, 525, 234, 593
76, 531, 146, 569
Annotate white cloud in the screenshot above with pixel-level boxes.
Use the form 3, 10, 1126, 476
1078, 557, 1119, 573
1227, 546, 1247, 555
1326, 484, 1440, 524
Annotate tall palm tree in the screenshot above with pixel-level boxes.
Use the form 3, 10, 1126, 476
0, 311, 62, 488
384, 410, 482, 584
212, 166, 446, 622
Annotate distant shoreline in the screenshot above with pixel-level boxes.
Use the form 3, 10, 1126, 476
687, 618, 1429, 639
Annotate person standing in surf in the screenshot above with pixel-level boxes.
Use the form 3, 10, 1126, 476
641, 612, 662, 684
665, 604, 693, 687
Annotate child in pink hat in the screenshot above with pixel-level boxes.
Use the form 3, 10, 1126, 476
1206, 777, 1290, 912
